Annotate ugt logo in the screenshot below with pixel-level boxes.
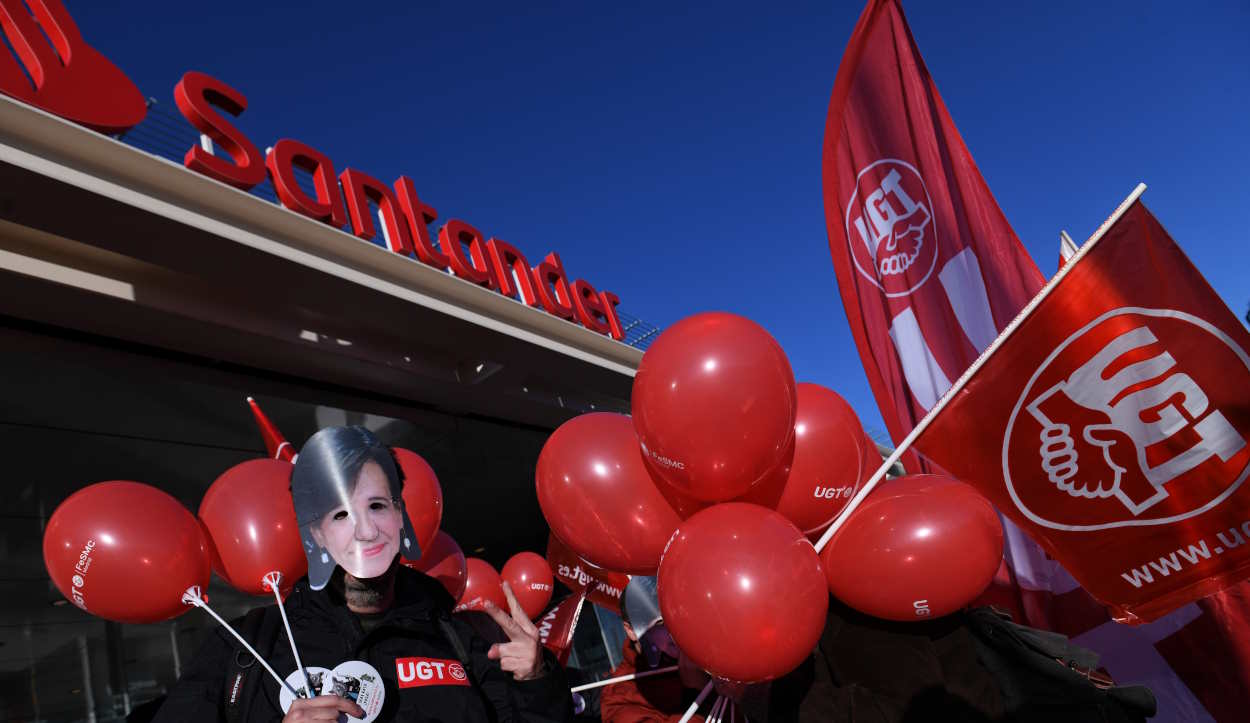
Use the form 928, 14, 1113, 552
843, 159, 938, 297
0, 0, 146, 132
1004, 308, 1250, 531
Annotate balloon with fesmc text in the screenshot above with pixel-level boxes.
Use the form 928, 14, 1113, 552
536, 412, 682, 574
43, 481, 211, 624
394, 447, 443, 555
457, 557, 507, 612
821, 474, 1003, 622
658, 503, 828, 683
632, 312, 796, 502
502, 551, 555, 620
199, 458, 305, 595
405, 530, 468, 600
738, 383, 875, 538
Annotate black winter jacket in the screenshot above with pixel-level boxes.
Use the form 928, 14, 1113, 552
153, 567, 574, 723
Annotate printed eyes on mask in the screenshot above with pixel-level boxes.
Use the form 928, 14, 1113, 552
328, 498, 398, 522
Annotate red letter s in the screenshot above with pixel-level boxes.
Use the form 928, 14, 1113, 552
174, 71, 265, 190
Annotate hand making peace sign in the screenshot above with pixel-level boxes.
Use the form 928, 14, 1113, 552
484, 582, 547, 681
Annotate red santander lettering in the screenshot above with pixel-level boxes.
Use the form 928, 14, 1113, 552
532, 252, 575, 320
393, 177, 449, 268
171, 79, 629, 336
173, 71, 266, 190
265, 139, 347, 227
570, 279, 611, 334
485, 238, 539, 306
340, 167, 412, 255
439, 220, 498, 290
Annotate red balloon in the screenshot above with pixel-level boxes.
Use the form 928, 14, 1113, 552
546, 534, 630, 610
821, 474, 1003, 622
394, 448, 444, 556
43, 481, 211, 624
199, 459, 305, 595
739, 384, 874, 539
658, 503, 828, 683
456, 557, 507, 612
536, 412, 682, 574
405, 530, 467, 600
502, 551, 555, 619
632, 312, 796, 502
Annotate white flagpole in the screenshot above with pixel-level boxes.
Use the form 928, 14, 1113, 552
1059, 230, 1079, 262
813, 183, 1147, 554
569, 665, 679, 693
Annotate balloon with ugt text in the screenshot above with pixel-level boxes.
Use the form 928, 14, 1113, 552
43, 481, 211, 624
404, 530, 467, 601
821, 474, 1003, 622
199, 458, 305, 595
658, 503, 828, 683
536, 412, 682, 574
394, 447, 443, 555
546, 533, 631, 610
632, 312, 796, 502
456, 557, 507, 612
502, 551, 555, 620
737, 383, 875, 539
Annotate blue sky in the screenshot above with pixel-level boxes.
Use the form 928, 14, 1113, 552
72, 1, 1249, 438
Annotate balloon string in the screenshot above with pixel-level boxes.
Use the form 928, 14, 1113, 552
709, 694, 727, 723
181, 586, 300, 698
263, 572, 312, 698
677, 679, 715, 723
569, 665, 678, 692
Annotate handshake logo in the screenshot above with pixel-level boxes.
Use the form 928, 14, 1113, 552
844, 159, 938, 297
1006, 310, 1250, 530
0, 0, 146, 132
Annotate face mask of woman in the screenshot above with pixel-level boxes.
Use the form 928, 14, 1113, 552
292, 426, 421, 590
309, 461, 404, 581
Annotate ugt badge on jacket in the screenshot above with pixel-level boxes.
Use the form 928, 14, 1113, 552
912, 190, 1250, 623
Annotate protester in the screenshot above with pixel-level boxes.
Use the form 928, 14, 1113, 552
600, 577, 715, 723
736, 596, 1157, 722
153, 425, 573, 723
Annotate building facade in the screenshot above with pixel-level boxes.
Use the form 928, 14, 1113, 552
0, 10, 657, 718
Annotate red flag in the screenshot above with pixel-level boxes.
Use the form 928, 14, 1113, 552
822, 1, 1250, 715
537, 593, 586, 667
247, 396, 296, 462
913, 195, 1250, 623
822, 0, 1045, 473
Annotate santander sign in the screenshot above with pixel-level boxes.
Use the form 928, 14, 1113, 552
0, 1, 626, 340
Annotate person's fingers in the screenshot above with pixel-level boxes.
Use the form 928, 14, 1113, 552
501, 582, 526, 622
489, 640, 536, 660
497, 655, 533, 675
487, 643, 502, 660
483, 600, 525, 639
287, 694, 364, 720
500, 584, 541, 637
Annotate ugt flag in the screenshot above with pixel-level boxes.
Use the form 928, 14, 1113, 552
537, 593, 586, 666
821, 0, 1045, 469
913, 192, 1250, 625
